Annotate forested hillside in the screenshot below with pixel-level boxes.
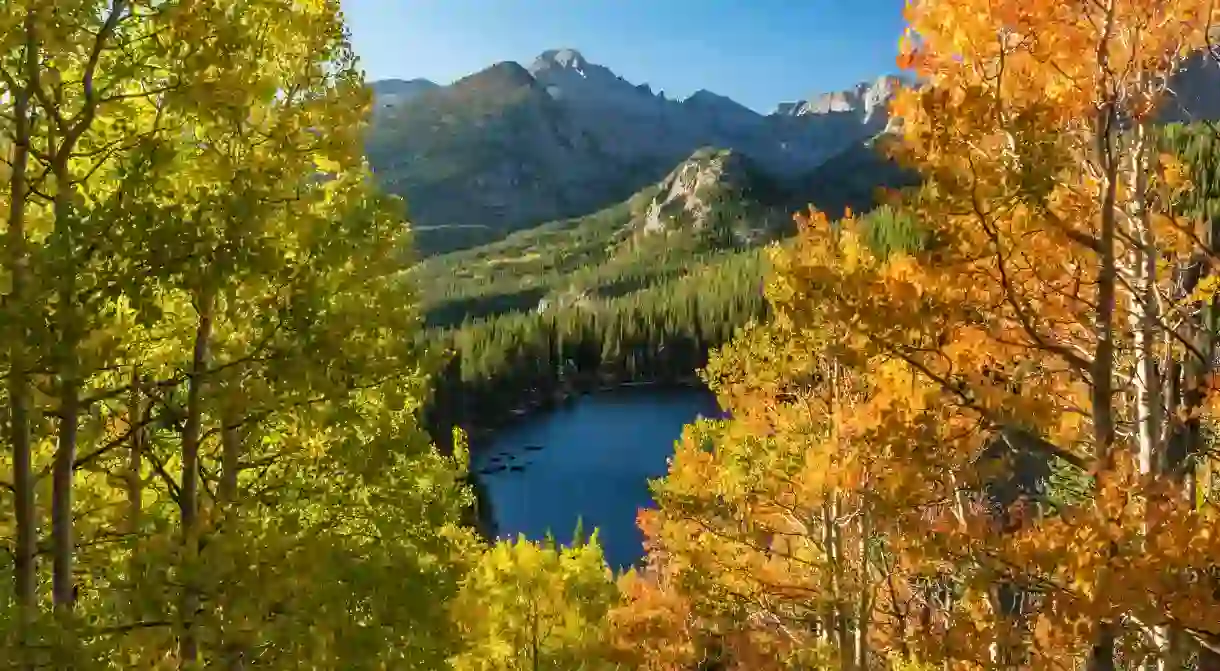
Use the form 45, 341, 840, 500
422, 250, 768, 445
418, 203, 926, 450
412, 139, 914, 330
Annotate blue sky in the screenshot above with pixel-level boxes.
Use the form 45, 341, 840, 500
341, 0, 909, 113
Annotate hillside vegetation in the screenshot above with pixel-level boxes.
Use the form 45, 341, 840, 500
414, 142, 915, 328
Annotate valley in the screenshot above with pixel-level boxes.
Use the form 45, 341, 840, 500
9, 2, 1220, 668
379, 40, 1220, 670
383, 46, 1220, 568
410, 139, 915, 329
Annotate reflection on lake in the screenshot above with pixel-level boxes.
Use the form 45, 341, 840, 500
474, 386, 720, 569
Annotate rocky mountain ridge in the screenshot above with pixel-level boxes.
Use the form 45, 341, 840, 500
366, 48, 900, 254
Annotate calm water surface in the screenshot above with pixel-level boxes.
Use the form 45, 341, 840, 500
475, 387, 720, 569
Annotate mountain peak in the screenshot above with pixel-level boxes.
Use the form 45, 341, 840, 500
453, 61, 538, 91
771, 74, 903, 121
527, 47, 639, 107
684, 89, 732, 104
372, 77, 437, 88
531, 48, 590, 72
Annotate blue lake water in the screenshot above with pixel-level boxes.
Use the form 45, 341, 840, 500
474, 387, 720, 569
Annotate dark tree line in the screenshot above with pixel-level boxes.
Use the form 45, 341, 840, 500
421, 250, 767, 444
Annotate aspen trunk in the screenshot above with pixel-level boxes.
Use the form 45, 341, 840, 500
219, 411, 246, 670
47, 0, 116, 610
1087, 626, 1118, 671
852, 502, 871, 671
819, 501, 836, 646
1090, 0, 1119, 478
52, 374, 80, 611
5, 15, 40, 658
51, 153, 82, 612
127, 368, 144, 619
826, 358, 854, 670
1087, 3, 1120, 669
827, 496, 852, 670
220, 419, 240, 506
1128, 123, 1162, 478
127, 369, 144, 537
179, 291, 213, 665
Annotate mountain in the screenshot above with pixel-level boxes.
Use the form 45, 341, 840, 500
371, 48, 1220, 257
369, 78, 439, 114
367, 48, 901, 255
411, 138, 917, 328
774, 74, 903, 122
791, 135, 920, 218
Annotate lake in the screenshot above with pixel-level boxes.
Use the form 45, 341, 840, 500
474, 386, 721, 569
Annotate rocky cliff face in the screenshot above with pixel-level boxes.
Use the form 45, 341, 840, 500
774, 74, 903, 123
642, 148, 746, 234
635, 147, 792, 247
366, 49, 900, 254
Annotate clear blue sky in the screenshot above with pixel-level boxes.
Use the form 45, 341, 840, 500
340, 0, 909, 113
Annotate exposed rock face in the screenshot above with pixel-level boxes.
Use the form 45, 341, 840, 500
639, 149, 760, 233
629, 147, 798, 250
366, 49, 902, 254
643, 148, 739, 233
774, 74, 903, 125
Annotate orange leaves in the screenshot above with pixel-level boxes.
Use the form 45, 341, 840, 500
622, 3, 1220, 670
793, 206, 832, 235
607, 572, 698, 671
1158, 151, 1194, 193
895, 37, 926, 73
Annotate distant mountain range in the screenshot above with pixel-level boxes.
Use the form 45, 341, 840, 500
365, 48, 905, 254
366, 48, 1220, 256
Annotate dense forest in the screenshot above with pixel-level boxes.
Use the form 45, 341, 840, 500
419, 205, 928, 449
6, 1, 1220, 671
413, 194, 764, 330
422, 250, 767, 444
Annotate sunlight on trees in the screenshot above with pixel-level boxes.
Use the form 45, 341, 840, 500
0, 0, 478, 667
610, 2, 1220, 670
7, 1, 1220, 670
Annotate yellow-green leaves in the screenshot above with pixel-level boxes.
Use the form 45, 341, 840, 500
450, 534, 620, 671
0, 0, 481, 668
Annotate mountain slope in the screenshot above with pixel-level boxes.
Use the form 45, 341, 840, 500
370, 78, 439, 114
412, 139, 915, 327
368, 49, 901, 255
791, 135, 920, 218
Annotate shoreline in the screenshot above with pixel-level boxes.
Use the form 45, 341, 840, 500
439, 375, 710, 542
462, 375, 706, 449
